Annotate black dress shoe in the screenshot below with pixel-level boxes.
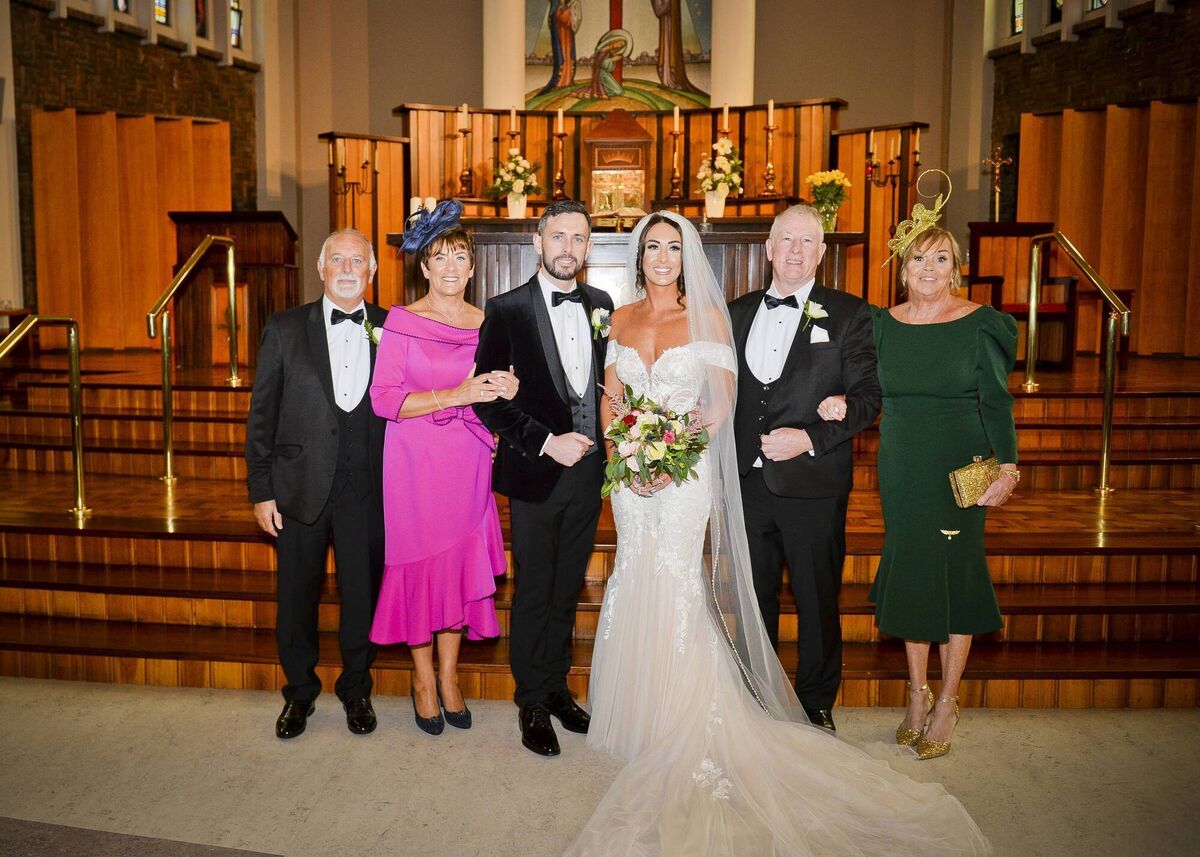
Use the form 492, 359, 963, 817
803, 706, 837, 733
437, 686, 472, 730
343, 697, 377, 735
411, 687, 444, 736
546, 691, 590, 734
275, 699, 314, 739
519, 704, 560, 756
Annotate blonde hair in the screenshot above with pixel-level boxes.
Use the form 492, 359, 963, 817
900, 227, 963, 294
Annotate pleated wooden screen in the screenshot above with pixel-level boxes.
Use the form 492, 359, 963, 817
832, 125, 923, 307
1016, 99, 1200, 356
30, 109, 232, 350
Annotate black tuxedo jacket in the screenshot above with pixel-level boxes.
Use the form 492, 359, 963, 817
245, 299, 388, 525
728, 284, 880, 498
474, 274, 613, 503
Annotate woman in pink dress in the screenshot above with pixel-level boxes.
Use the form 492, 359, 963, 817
369, 200, 518, 735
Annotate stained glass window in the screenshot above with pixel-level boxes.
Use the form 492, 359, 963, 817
229, 0, 243, 48
113, 0, 130, 12
1012, 0, 1024, 35
1088, 0, 1108, 10
195, 0, 208, 39
1049, 0, 1063, 25
154, 0, 169, 25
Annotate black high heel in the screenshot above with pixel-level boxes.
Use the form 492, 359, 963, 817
411, 686, 444, 735
438, 684, 472, 730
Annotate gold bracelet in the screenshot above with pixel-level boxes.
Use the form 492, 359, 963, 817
1000, 468, 1021, 483
431, 389, 445, 411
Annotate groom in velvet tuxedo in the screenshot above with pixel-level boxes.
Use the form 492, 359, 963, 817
474, 199, 612, 757
729, 205, 880, 732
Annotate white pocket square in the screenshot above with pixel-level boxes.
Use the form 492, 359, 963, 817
809, 326, 830, 344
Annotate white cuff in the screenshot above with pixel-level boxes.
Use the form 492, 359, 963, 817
539, 433, 553, 456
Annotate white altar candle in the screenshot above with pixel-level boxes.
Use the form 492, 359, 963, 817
459, 103, 469, 130
722, 103, 729, 130
767, 99, 774, 126
914, 127, 920, 152
673, 105, 680, 132
510, 106, 518, 128
557, 108, 564, 133
868, 129, 875, 154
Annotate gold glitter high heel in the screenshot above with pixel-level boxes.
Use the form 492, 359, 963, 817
916, 695, 960, 760
896, 682, 934, 747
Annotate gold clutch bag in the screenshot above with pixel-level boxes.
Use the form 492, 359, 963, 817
949, 455, 1000, 508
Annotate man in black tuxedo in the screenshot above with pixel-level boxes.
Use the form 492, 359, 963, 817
474, 199, 612, 757
728, 205, 880, 732
246, 228, 387, 740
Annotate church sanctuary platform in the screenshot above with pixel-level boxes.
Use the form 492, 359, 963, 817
2, 351, 1198, 710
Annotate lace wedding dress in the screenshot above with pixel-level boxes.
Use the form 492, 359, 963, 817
563, 339, 990, 857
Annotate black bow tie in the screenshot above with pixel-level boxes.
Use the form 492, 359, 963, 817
330, 307, 365, 325
763, 293, 799, 310
551, 290, 583, 307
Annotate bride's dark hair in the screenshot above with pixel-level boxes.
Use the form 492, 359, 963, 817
634, 212, 686, 305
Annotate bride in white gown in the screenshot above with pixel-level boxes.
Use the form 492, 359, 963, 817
563, 211, 990, 857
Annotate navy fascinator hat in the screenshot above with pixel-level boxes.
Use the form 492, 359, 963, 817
400, 198, 465, 255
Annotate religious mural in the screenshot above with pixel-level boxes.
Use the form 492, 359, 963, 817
524, 0, 711, 112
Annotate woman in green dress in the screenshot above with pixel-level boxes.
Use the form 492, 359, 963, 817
822, 225, 1018, 760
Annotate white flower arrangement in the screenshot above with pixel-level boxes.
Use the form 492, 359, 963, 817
487, 147, 543, 198
696, 137, 744, 196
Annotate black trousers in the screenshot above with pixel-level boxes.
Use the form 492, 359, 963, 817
741, 468, 847, 710
507, 452, 603, 708
275, 476, 383, 704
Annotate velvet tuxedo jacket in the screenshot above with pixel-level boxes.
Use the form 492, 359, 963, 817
474, 274, 613, 504
245, 299, 388, 525
728, 284, 881, 498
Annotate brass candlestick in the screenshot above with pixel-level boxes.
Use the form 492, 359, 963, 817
762, 124, 779, 197
457, 128, 473, 197
332, 140, 378, 228
552, 131, 568, 200
668, 130, 684, 199
506, 129, 521, 147
982, 142, 1013, 222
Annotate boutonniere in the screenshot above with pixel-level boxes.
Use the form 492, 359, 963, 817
363, 319, 382, 346
591, 308, 611, 340
801, 300, 828, 332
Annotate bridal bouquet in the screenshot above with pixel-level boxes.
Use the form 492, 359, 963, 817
601, 384, 709, 498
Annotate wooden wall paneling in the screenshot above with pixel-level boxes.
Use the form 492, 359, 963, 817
1057, 109, 1107, 352
154, 117, 196, 307
376, 140, 407, 309
1137, 100, 1195, 354
31, 108, 83, 350
1017, 112, 1062, 222
75, 112, 125, 350
116, 116, 162, 350
444, 111, 459, 200
1098, 105, 1149, 353
1188, 98, 1200, 357
191, 120, 232, 210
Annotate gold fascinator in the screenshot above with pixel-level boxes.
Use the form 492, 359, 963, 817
882, 169, 953, 267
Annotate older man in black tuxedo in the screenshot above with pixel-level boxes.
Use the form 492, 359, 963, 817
728, 205, 881, 732
474, 199, 613, 757
246, 228, 387, 740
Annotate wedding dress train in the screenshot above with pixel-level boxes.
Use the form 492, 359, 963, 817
563, 340, 990, 857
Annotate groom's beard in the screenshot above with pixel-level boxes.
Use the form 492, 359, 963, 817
544, 254, 584, 281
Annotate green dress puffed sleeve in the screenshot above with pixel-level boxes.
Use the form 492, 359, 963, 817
976, 308, 1018, 464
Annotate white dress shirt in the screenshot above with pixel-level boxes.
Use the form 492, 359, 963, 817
745, 279, 815, 466
538, 271, 592, 455
322, 295, 370, 412
539, 270, 591, 397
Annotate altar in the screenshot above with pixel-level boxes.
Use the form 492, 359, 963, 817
386, 217, 864, 307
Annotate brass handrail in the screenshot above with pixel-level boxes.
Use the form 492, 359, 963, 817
146, 234, 239, 484
1023, 230, 1131, 494
0, 315, 91, 519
